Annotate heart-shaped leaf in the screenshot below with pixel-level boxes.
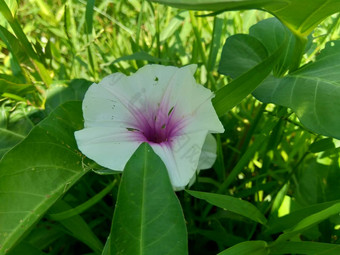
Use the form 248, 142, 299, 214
254, 41, 340, 139
218, 18, 340, 139
150, 0, 340, 37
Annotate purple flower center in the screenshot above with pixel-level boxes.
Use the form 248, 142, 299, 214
127, 105, 185, 145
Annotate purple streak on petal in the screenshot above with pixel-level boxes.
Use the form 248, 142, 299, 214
126, 102, 188, 148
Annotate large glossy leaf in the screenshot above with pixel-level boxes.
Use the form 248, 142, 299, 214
213, 33, 285, 116
0, 101, 89, 254
254, 40, 340, 139
218, 34, 268, 78
110, 143, 188, 255
186, 190, 267, 225
150, 0, 340, 37
220, 18, 311, 78
219, 17, 340, 139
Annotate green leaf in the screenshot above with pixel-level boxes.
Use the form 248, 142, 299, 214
219, 34, 268, 78
150, 0, 340, 37
48, 179, 116, 221
85, 0, 95, 34
254, 40, 340, 139
0, 25, 29, 77
0, 74, 34, 95
274, 202, 340, 243
2, 0, 17, 17
159, 11, 188, 42
218, 241, 269, 255
309, 138, 335, 153
102, 235, 111, 255
219, 18, 312, 79
266, 200, 340, 235
7, 242, 47, 255
0, 0, 52, 86
45, 79, 92, 114
0, 103, 35, 159
186, 190, 267, 225
270, 241, 340, 255
47, 200, 103, 254
0, 127, 24, 159
248, 18, 308, 75
0, 101, 89, 254
110, 143, 188, 255
220, 18, 340, 139
213, 35, 285, 116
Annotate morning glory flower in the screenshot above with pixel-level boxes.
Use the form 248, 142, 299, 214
75, 64, 224, 190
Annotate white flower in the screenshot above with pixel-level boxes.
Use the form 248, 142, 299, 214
75, 64, 224, 190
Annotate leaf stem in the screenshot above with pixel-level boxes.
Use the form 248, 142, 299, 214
289, 34, 307, 72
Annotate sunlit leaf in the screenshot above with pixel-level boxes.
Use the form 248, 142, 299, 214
273, 202, 340, 242
186, 190, 267, 225
266, 200, 340, 235
150, 0, 340, 37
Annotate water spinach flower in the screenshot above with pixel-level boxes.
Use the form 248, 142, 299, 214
75, 65, 224, 190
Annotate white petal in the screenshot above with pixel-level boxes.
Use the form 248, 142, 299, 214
151, 131, 207, 190
182, 64, 197, 75
115, 65, 181, 109
183, 98, 225, 134
159, 65, 224, 134
198, 133, 218, 170
186, 134, 218, 189
82, 74, 136, 128
75, 127, 141, 170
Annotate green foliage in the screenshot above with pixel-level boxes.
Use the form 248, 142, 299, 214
218, 241, 269, 255
47, 200, 103, 253
186, 190, 267, 225
220, 18, 340, 139
150, 0, 340, 37
213, 32, 285, 116
0, 101, 88, 254
0, 0, 340, 254
110, 143, 188, 255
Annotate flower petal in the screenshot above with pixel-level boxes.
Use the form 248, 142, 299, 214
151, 131, 207, 190
75, 127, 141, 170
82, 73, 136, 128
198, 133, 218, 170
75, 64, 225, 190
